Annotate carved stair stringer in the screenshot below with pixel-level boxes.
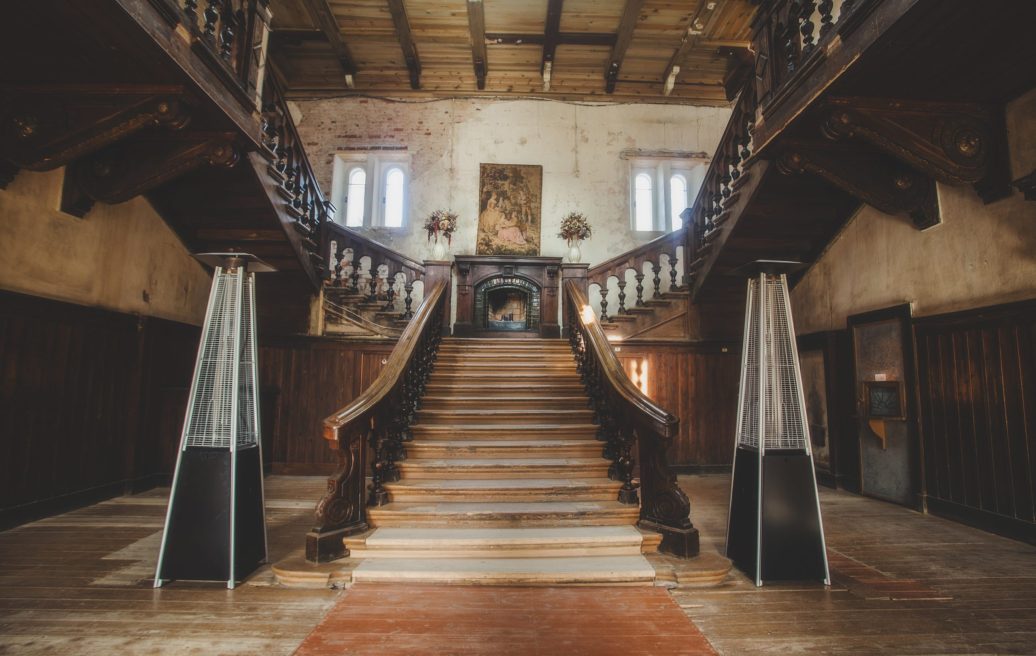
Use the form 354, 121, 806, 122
63, 132, 239, 217
307, 423, 369, 562
777, 138, 940, 230
0, 86, 193, 174
821, 97, 996, 188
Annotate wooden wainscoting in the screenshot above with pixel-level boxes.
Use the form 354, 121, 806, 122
914, 298, 1036, 544
259, 336, 395, 474
0, 291, 199, 529
611, 340, 741, 468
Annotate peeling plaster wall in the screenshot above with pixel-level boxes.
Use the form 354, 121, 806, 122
293, 97, 731, 266
0, 168, 211, 325
791, 89, 1036, 333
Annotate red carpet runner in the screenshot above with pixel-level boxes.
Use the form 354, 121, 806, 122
293, 583, 716, 655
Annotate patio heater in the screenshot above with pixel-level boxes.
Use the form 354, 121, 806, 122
154, 253, 271, 589
725, 261, 830, 587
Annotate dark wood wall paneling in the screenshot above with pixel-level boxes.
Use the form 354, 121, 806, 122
613, 341, 741, 468
914, 299, 1036, 543
260, 337, 394, 474
0, 291, 198, 529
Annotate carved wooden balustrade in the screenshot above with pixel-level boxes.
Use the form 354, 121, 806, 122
148, 0, 272, 109
586, 229, 686, 322
324, 224, 427, 322
260, 77, 333, 265
564, 280, 699, 557
685, 84, 757, 282
307, 279, 448, 562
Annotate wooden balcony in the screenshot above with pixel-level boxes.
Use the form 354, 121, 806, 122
686, 0, 1036, 304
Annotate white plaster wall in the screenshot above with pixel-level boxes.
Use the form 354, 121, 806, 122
294, 97, 731, 266
0, 168, 211, 325
790, 185, 1036, 334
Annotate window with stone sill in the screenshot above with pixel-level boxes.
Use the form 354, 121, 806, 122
628, 158, 705, 233
330, 151, 410, 229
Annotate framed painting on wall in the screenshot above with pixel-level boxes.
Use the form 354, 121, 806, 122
477, 163, 542, 256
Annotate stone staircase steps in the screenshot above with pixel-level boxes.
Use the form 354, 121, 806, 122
423, 383, 586, 397
428, 371, 582, 383
409, 423, 599, 440
408, 439, 603, 459
344, 526, 646, 559
420, 395, 589, 410
350, 555, 656, 585
367, 500, 641, 528
382, 477, 619, 502
397, 457, 610, 480
414, 408, 595, 425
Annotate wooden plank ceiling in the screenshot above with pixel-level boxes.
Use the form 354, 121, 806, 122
269, 0, 758, 104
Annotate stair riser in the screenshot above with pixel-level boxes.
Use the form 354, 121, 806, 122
346, 545, 641, 559
433, 364, 576, 373
384, 488, 619, 503
428, 375, 582, 385
367, 510, 640, 528
421, 397, 590, 410
424, 386, 585, 397
397, 464, 610, 479
350, 571, 653, 585
411, 428, 599, 441
407, 445, 602, 458
414, 411, 595, 426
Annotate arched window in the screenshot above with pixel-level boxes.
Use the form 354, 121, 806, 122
670, 174, 688, 230
634, 173, 654, 231
345, 167, 366, 227
383, 167, 405, 228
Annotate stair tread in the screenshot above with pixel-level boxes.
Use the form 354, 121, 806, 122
371, 500, 636, 514
401, 457, 606, 467
385, 478, 618, 490
418, 409, 592, 416
351, 555, 654, 581
360, 525, 642, 546
412, 423, 598, 430
422, 396, 587, 402
410, 439, 598, 448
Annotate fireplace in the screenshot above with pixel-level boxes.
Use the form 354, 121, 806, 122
476, 277, 540, 332
454, 255, 562, 338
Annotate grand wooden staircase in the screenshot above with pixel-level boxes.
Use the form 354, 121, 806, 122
340, 337, 657, 584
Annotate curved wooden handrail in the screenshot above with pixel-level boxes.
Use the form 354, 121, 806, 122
322, 278, 445, 442
325, 222, 426, 277
587, 228, 686, 284
564, 280, 677, 438
564, 278, 698, 557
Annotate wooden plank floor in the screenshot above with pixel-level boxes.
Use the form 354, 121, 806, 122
1, 474, 1035, 654
292, 584, 715, 655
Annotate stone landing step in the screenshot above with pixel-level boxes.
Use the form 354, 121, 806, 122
414, 408, 595, 425
345, 526, 647, 559
407, 439, 602, 459
383, 477, 620, 502
368, 500, 640, 527
420, 395, 589, 410
350, 555, 656, 585
397, 457, 610, 479
410, 423, 598, 440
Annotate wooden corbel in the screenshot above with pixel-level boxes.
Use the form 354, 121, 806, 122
777, 139, 941, 229
821, 97, 995, 187
62, 133, 238, 216
0, 85, 192, 172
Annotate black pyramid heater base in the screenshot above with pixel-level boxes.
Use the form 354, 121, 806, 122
158, 447, 266, 584
727, 446, 828, 583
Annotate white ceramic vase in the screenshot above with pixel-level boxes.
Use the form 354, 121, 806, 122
431, 235, 449, 260
566, 238, 582, 263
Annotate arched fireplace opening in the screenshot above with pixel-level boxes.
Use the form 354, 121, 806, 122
473, 275, 541, 334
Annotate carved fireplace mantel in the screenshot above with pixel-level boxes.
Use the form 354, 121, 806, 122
454, 255, 562, 338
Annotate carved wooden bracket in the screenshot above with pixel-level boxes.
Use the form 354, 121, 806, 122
63, 133, 238, 216
821, 97, 994, 187
777, 139, 941, 230
0, 86, 192, 172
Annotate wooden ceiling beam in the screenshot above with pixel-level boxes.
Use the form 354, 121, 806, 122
466, 0, 488, 90
605, 0, 644, 94
387, 0, 422, 90
541, 0, 564, 91
300, 0, 357, 88
486, 32, 616, 47
662, 0, 727, 97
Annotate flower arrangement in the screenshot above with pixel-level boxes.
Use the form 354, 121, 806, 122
424, 209, 458, 244
557, 212, 592, 242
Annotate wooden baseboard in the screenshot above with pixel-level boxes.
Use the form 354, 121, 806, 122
0, 472, 169, 531
671, 464, 732, 475
925, 497, 1036, 545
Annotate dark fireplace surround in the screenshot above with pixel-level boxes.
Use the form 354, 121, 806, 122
454, 256, 562, 338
